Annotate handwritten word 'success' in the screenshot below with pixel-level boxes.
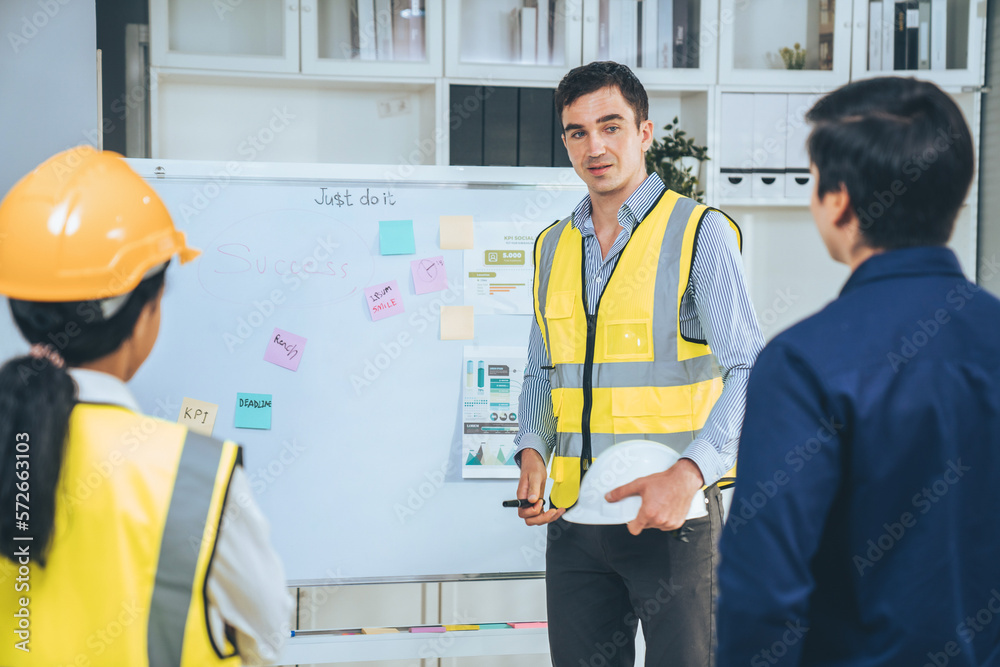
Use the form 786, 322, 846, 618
214, 243, 350, 277
314, 188, 397, 207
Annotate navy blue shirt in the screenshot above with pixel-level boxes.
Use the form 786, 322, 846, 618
717, 247, 1000, 666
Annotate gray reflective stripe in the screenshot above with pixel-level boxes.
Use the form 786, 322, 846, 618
651, 195, 698, 353
556, 431, 697, 458
534, 217, 573, 361
148, 431, 227, 667
553, 355, 719, 390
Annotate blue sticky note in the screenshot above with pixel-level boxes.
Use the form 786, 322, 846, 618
379, 220, 416, 255
235, 393, 272, 429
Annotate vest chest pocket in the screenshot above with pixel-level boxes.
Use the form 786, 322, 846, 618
545, 290, 580, 363
603, 320, 654, 362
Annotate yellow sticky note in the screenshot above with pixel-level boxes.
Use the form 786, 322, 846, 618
441, 305, 474, 340
444, 625, 479, 631
361, 627, 400, 635
440, 215, 474, 249
178, 397, 219, 437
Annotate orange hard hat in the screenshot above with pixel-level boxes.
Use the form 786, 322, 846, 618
0, 145, 199, 302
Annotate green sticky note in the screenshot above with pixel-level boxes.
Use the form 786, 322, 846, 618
235, 393, 272, 429
478, 623, 511, 630
379, 220, 416, 255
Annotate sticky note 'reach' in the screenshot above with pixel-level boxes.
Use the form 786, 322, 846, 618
365, 280, 405, 321
379, 220, 416, 255
235, 393, 272, 429
411, 256, 448, 295
440, 305, 474, 340
439, 215, 474, 249
264, 327, 307, 371
178, 397, 219, 437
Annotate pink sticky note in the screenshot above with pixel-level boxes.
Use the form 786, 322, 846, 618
410, 626, 446, 633
411, 256, 448, 295
263, 328, 307, 371
507, 622, 548, 629
365, 280, 405, 321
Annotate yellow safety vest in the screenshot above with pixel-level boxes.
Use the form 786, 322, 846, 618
0, 403, 243, 667
533, 190, 741, 509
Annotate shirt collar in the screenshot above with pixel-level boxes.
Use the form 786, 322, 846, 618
571, 172, 666, 237
69, 368, 142, 413
840, 246, 967, 297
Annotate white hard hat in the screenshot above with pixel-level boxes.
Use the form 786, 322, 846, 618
562, 440, 709, 525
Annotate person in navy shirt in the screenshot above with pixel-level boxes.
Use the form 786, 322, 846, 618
716, 76, 1000, 665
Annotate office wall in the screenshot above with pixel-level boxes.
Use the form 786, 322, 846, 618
0, 0, 98, 196
979, 0, 1000, 297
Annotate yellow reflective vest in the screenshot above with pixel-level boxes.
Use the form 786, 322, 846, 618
533, 190, 741, 509
0, 403, 242, 666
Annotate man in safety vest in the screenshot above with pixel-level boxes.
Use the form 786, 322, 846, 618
513, 62, 764, 665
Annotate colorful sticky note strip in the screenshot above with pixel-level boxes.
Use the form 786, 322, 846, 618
178, 397, 219, 437
410, 626, 446, 633
263, 327, 307, 371
365, 280, 405, 321
235, 393, 272, 429
379, 220, 416, 255
507, 621, 548, 629
439, 215, 474, 249
411, 256, 448, 295
440, 305, 474, 340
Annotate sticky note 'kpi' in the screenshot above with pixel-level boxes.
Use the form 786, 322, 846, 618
365, 280, 405, 321
411, 256, 448, 295
379, 220, 416, 255
440, 305, 474, 340
264, 328, 307, 371
439, 215, 474, 249
235, 393, 272, 430
178, 397, 219, 437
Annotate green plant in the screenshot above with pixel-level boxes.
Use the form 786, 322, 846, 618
644, 116, 710, 201
779, 42, 807, 69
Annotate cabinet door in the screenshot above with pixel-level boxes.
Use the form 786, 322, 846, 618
849, 0, 985, 87
150, 0, 300, 73
581, 0, 718, 85
300, 0, 443, 77
718, 0, 853, 86
445, 0, 584, 81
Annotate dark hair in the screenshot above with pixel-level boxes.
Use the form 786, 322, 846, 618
554, 61, 649, 131
0, 268, 166, 566
806, 76, 974, 249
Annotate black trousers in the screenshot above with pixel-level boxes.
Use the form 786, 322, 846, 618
545, 485, 723, 667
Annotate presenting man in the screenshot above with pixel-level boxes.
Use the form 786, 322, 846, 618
716, 77, 1000, 664
513, 61, 763, 666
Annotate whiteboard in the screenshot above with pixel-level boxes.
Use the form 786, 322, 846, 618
0, 159, 587, 585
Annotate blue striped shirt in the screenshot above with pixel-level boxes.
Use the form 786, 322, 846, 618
514, 173, 765, 486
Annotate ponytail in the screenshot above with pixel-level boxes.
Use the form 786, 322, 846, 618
0, 268, 167, 566
0, 351, 75, 566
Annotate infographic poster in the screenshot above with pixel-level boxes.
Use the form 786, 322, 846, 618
462, 346, 526, 479
463, 223, 537, 315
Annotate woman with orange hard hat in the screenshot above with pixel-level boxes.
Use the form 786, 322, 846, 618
0, 146, 292, 666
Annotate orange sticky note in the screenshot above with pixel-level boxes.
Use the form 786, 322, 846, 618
440, 215, 474, 249
507, 621, 547, 629
440, 305, 474, 340
361, 627, 400, 635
